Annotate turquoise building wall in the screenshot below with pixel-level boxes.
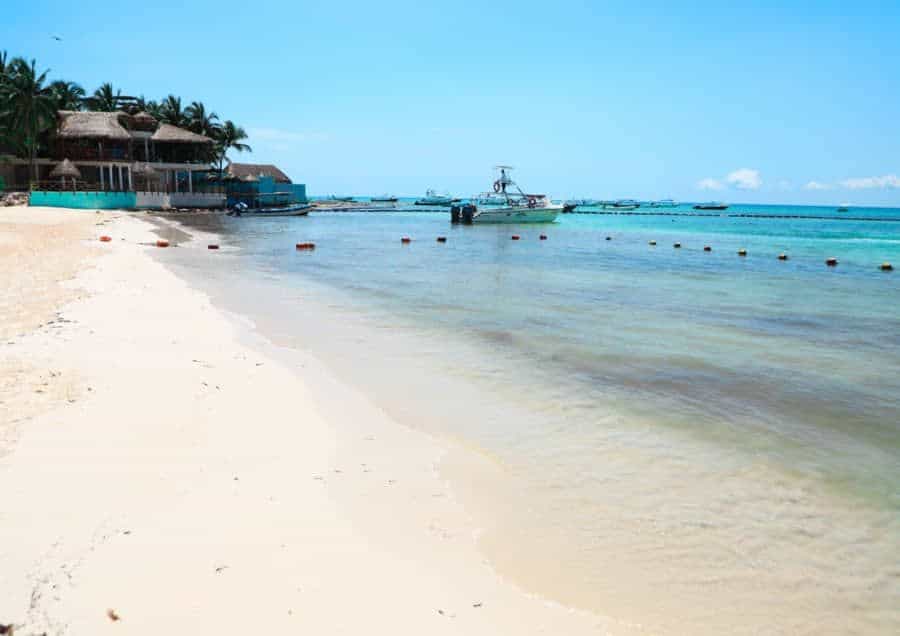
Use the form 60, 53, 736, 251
30, 191, 137, 209
227, 176, 307, 207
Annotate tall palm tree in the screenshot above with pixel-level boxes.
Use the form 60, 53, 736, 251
50, 80, 86, 111
185, 101, 220, 137
0, 57, 55, 180
88, 82, 122, 111
214, 120, 252, 177
158, 95, 187, 128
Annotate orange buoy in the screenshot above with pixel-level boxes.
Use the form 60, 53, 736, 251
511, 235, 521, 240
778, 253, 788, 260
738, 249, 747, 256
826, 257, 838, 266
539, 234, 547, 240
295, 242, 316, 250
156, 239, 170, 248
703, 245, 712, 252
649, 240, 656, 246
99, 235, 112, 242
673, 242, 681, 248
208, 244, 219, 250
881, 262, 893, 271
401, 237, 411, 244
436, 236, 447, 243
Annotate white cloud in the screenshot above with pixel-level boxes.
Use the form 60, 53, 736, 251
839, 174, 900, 190
697, 177, 724, 191
726, 168, 762, 190
804, 181, 833, 190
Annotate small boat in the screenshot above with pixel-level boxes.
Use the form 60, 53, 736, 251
371, 195, 398, 203
599, 199, 641, 210
228, 202, 312, 217
415, 189, 460, 206
455, 166, 560, 224
693, 202, 729, 210
329, 195, 355, 202
837, 204, 850, 212
647, 199, 678, 208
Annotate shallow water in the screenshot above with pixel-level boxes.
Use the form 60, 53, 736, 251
166, 204, 900, 634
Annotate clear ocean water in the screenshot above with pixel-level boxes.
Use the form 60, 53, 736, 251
168, 202, 900, 634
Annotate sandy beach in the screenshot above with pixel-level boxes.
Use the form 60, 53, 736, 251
0, 206, 610, 635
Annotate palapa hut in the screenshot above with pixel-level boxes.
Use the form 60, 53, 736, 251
49, 158, 81, 189
131, 162, 161, 192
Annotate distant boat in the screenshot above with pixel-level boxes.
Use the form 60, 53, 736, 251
837, 204, 850, 212
329, 195, 355, 202
647, 199, 678, 208
371, 195, 398, 203
454, 166, 560, 224
693, 202, 729, 210
565, 198, 598, 207
599, 199, 641, 210
415, 189, 460, 206
228, 202, 312, 217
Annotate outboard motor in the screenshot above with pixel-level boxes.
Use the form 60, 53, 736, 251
462, 204, 475, 225
450, 205, 461, 223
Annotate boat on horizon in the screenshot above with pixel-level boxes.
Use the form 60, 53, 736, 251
647, 199, 678, 208
693, 202, 729, 210
453, 166, 560, 224
599, 199, 641, 211
415, 189, 460, 206
837, 203, 850, 212
370, 195, 398, 203
329, 195, 355, 202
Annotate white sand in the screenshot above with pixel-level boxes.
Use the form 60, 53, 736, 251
0, 207, 608, 635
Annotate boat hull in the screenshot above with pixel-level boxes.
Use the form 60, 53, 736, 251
472, 205, 560, 224
229, 204, 312, 217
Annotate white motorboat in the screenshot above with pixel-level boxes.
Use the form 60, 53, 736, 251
415, 189, 459, 206
228, 202, 312, 217
454, 166, 560, 224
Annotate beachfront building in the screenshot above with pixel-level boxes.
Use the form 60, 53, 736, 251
222, 162, 307, 209
4, 110, 226, 209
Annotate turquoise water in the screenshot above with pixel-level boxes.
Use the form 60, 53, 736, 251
169, 203, 900, 633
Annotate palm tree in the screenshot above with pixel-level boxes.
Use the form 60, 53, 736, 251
185, 101, 220, 138
158, 95, 187, 128
214, 120, 252, 177
50, 80, 86, 111
88, 82, 122, 111
0, 57, 55, 180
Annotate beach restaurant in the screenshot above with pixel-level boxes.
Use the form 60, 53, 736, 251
0, 110, 225, 210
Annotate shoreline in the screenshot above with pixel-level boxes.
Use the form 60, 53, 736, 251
0, 207, 608, 635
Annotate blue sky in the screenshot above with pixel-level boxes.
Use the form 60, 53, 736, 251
4, 1, 899, 204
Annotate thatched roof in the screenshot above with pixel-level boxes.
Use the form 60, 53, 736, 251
57, 111, 131, 140
227, 163, 292, 183
151, 123, 213, 144
49, 158, 81, 178
131, 162, 160, 179
132, 111, 158, 125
